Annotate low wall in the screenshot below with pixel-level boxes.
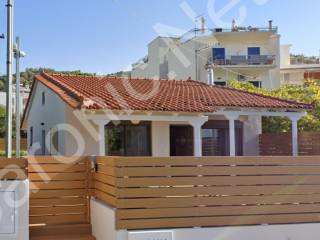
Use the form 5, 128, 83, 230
93, 156, 320, 230
91, 198, 320, 240
0, 158, 28, 240
259, 132, 320, 155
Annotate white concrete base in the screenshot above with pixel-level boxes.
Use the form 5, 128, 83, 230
91, 198, 320, 240
0, 180, 29, 240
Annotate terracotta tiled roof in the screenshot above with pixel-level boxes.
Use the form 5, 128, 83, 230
32, 72, 312, 113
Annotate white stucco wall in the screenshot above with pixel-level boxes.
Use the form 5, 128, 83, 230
152, 121, 170, 157
243, 116, 262, 156
26, 82, 66, 155
64, 106, 100, 156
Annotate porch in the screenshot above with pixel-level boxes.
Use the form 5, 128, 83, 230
87, 110, 306, 158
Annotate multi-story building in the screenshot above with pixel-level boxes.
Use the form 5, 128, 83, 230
132, 20, 281, 89
280, 44, 320, 85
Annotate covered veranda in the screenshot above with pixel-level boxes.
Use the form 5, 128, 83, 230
86, 108, 306, 158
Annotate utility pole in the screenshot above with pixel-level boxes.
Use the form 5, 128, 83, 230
5, 0, 14, 158
14, 37, 26, 157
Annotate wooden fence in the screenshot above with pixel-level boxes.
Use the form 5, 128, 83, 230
0, 138, 27, 151
0, 157, 27, 180
28, 156, 91, 226
260, 132, 320, 156
94, 156, 320, 230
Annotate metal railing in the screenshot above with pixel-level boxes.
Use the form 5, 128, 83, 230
210, 55, 276, 66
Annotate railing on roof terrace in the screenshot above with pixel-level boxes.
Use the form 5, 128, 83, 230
212, 26, 278, 33
209, 55, 276, 66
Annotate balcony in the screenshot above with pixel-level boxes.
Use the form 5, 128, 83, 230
210, 55, 276, 68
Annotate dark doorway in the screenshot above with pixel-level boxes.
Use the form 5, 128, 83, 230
170, 125, 194, 156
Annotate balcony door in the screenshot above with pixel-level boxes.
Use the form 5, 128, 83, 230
212, 48, 225, 61
248, 47, 260, 56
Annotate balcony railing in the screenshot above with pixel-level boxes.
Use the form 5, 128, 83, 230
210, 55, 276, 66
213, 26, 278, 33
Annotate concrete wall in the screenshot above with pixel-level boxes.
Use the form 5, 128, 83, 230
27, 82, 66, 155
0, 180, 29, 240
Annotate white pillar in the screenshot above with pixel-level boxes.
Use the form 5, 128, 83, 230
190, 120, 207, 157
289, 116, 300, 156
93, 120, 110, 156
225, 113, 239, 157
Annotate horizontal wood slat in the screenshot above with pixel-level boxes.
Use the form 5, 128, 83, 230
28, 156, 91, 227
93, 156, 320, 230
0, 158, 27, 180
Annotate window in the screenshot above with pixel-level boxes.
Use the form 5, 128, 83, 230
214, 81, 226, 86
248, 47, 260, 56
238, 75, 246, 81
42, 92, 45, 106
29, 127, 33, 147
105, 121, 151, 156
41, 129, 46, 155
249, 81, 262, 88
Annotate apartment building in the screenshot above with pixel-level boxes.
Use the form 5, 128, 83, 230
132, 20, 281, 89
280, 44, 320, 85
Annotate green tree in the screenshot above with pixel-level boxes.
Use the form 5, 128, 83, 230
228, 80, 320, 133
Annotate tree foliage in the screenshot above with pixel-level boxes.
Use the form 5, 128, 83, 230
228, 80, 320, 133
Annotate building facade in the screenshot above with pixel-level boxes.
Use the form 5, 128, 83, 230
132, 21, 281, 89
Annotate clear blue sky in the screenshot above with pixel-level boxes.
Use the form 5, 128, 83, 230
0, 0, 319, 74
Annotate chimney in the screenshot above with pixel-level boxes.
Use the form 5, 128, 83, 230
268, 20, 273, 31
201, 16, 206, 33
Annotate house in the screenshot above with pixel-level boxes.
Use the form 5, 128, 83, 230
132, 20, 281, 89
280, 44, 320, 85
0, 86, 30, 114
22, 72, 311, 157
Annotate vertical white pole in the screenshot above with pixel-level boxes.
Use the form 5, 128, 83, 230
190, 120, 207, 157
193, 123, 202, 157
5, 0, 13, 158
15, 37, 20, 157
225, 113, 239, 157
291, 117, 299, 156
229, 118, 236, 156
98, 123, 106, 156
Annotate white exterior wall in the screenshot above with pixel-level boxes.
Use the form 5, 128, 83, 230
243, 116, 262, 156
26, 82, 66, 155
64, 106, 100, 156
151, 121, 170, 157
132, 32, 281, 89
280, 70, 305, 85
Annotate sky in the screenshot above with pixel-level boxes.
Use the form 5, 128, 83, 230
0, 0, 319, 75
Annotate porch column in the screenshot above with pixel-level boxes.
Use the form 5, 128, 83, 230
190, 120, 207, 157
92, 120, 110, 156
225, 113, 239, 157
289, 116, 300, 156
